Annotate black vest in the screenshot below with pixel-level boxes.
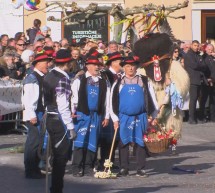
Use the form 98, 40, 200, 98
43, 70, 66, 112
33, 71, 45, 112
101, 69, 115, 86
112, 75, 155, 116
77, 74, 107, 116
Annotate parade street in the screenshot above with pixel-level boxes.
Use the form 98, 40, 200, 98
0, 122, 215, 193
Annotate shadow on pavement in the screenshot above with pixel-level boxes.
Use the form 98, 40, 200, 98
108, 185, 178, 193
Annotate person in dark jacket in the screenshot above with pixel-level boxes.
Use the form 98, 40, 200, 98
203, 44, 215, 122
0, 52, 19, 79
26, 19, 41, 45
184, 40, 208, 124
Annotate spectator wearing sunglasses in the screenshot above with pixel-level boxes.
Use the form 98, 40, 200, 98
15, 39, 27, 79
171, 44, 184, 67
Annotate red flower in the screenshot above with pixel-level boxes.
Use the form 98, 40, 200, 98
133, 55, 139, 62
170, 138, 177, 145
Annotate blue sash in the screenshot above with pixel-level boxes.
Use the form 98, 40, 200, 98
119, 84, 147, 147
74, 84, 101, 152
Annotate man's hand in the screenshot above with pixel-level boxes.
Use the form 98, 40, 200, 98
2, 76, 9, 80
71, 113, 80, 118
69, 129, 77, 140
165, 78, 171, 86
151, 118, 158, 126
207, 79, 213, 86
30, 117, 37, 125
16, 71, 21, 76
113, 121, 119, 130
102, 119, 109, 127
75, 70, 85, 78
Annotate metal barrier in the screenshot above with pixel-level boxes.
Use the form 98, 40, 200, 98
0, 111, 28, 133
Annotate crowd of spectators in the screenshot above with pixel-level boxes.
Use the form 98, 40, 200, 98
0, 20, 133, 81
171, 40, 215, 123
0, 19, 215, 123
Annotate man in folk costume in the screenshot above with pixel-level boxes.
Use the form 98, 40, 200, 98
71, 54, 110, 177
99, 51, 123, 169
22, 51, 51, 179
134, 33, 190, 154
43, 49, 76, 193
110, 56, 155, 177
103, 51, 123, 85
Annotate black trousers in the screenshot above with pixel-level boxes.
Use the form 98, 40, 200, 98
46, 114, 70, 193
199, 85, 210, 120
209, 86, 215, 121
72, 147, 95, 174
24, 122, 40, 175
189, 84, 201, 121
100, 138, 118, 165
118, 141, 146, 171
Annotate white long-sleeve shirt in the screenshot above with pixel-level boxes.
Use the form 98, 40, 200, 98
22, 68, 43, 121
71, 71, 110, 119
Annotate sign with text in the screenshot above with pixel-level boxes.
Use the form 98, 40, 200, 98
64, 12, 109, 43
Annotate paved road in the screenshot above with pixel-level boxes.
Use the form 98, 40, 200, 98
0, 122, 215, 193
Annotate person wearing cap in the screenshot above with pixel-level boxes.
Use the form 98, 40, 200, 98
43, 49, 76, 193
71, 53, 110, 177
21, 49, 35, 75
99, 51, 123, 169
34, 25, 51, 44
110, 56, 155, 177
22, 50, 51, 179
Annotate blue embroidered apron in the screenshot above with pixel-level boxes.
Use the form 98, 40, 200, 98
74, 84, 101, 152
119, 84, 147, 147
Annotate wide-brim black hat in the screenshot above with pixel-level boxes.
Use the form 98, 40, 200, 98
106, 51, 122, 65
32, 52, 51, 66
120, 56, 140, 67
85, 56, 103, 66
55, 49, 73, 64
44, 46, 55, 58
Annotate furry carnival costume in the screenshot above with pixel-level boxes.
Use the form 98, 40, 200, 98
134, 33, 190, 151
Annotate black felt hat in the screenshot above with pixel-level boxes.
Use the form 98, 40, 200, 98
85, 56, 102, 65
120, 56, 140, 67
43, 46, 54, 58
32, 51, 51, 66
55, 49, 72, 64
106, 51, 122, 66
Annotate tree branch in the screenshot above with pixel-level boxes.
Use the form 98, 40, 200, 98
45, 0, 189, 26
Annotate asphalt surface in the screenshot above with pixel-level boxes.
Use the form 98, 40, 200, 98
0, 122, 215, 193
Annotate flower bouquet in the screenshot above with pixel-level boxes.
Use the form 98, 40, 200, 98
143, 118, 175, 153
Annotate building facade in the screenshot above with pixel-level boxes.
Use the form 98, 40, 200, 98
1, 0, 215, 44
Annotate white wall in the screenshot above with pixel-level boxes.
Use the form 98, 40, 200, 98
0, 1, 24, 37
191, 10, 201, 42
46, 11, 62, 42
192, 1, 215, 42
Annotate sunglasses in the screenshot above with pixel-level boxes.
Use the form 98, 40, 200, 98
17, 44, 26, 46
